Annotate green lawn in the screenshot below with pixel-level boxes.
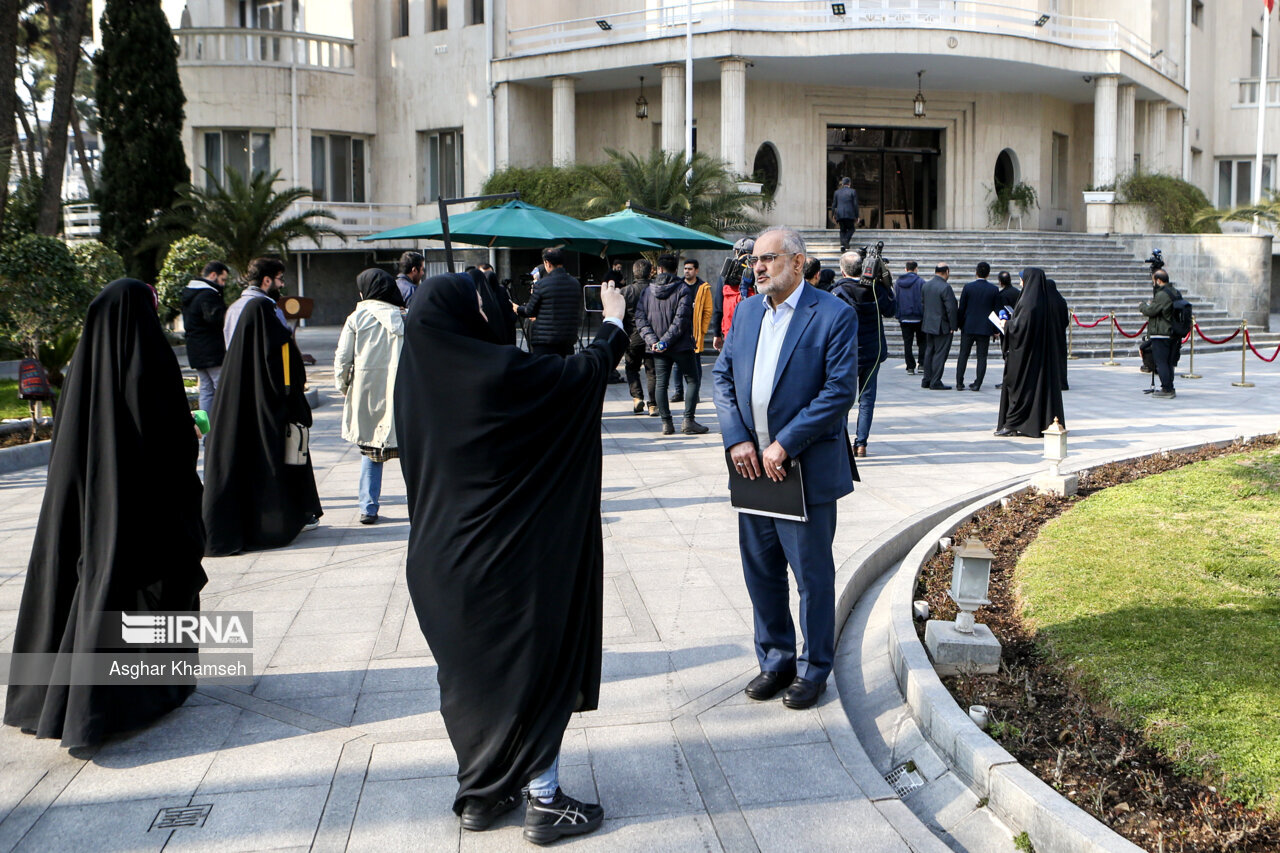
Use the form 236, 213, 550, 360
0, 379, 41, 419
1018, 448, 1280, 814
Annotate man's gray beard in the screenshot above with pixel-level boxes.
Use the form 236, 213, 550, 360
757, 276, 789, 296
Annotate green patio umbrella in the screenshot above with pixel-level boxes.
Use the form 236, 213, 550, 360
359, 200, 662, 255
584, 208, 734, 251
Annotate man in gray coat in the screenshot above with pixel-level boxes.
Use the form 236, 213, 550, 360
920, 264, 958, 390
830, 177, 859, 252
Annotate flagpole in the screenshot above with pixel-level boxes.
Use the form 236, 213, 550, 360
1253, 0, 1272, 234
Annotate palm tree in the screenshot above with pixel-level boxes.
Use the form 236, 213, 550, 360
150, 169, 345, 276
575, 148, 766, 236
1193, 189, 1280, 231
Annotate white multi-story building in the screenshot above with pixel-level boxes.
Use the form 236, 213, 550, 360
153, 0, 1277, 319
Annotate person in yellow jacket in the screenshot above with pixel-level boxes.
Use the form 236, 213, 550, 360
671, 259, 713, 404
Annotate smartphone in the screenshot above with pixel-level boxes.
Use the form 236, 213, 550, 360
583, 284, 603, 313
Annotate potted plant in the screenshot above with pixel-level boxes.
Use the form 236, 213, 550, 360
986, 182, 1039, 227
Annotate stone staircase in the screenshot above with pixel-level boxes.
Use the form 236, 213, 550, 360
797, 229, 1280, 359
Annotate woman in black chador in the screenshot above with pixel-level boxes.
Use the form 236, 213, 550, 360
395, 273, 627, 845
996, 267, 1068, 437
4, 280, 207, 748
202, 270, 322, 556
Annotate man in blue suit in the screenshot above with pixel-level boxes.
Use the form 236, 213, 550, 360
955, 262, 1002, 391
713, 227, 859, 710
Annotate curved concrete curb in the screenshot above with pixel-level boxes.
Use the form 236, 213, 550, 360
0, 439, 51, 475
869, 433, 1269, 853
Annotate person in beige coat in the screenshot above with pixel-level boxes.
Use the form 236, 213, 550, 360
335, 268, 406, 524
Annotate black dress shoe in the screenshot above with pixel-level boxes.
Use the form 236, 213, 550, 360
954, 383, 966, 391
969, 383, 980, 391
994, 428, 1015, 436
461, 792, 522, 831
782, 677, 826, 709
930, 384, 952, 390
744, 670, 795, 701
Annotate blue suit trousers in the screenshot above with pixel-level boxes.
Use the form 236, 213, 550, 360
738, 500, 838, 683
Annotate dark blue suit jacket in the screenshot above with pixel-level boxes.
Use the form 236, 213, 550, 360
713, 283, 859, 505
957, 278, 1002, 336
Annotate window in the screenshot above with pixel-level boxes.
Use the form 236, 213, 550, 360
1216, 157, 1275, 208
1253, 30, 1264, 78
1191, 0, 1203, 28
1050, 133, 1068, 208
419, 130, 464, 202
752, 142, 780, 197
468, 0, 484, 25
395, 0, 409, 37
203, 130, 271, 189
429, 0, 447, 31
311, 133, 368, 203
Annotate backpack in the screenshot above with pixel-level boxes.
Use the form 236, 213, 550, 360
1168, 294, 1193, 340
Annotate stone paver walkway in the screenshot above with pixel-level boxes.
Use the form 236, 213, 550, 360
1, 327, 1278, 852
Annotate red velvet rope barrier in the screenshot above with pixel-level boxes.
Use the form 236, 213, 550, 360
1193, 323, 1241, 346
1245, 327, 1280, 363
1111, 315, 1148, 338
1072, 313, 1107, 328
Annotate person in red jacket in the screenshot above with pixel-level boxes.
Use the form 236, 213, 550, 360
711, 237, 757, 350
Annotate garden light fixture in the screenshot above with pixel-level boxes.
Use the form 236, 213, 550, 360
949, 539, 994, 634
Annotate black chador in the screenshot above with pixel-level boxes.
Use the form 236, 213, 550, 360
395, 274, 627, 814
996, 268, 1068, 437
202, 291, 321, 555
4, 280, 207, 748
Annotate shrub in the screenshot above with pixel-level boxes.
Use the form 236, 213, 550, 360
68, 240, 127, 290
1117, 173, 1220, 234
2, 175, 42, 241
480, 165, 600, 216
0, 234, 93, 358
157, 234, 226, 321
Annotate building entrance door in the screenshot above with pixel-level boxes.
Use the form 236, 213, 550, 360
826, 127, 941, 230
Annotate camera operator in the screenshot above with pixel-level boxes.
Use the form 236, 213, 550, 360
711, 237, 757, 351
1138, 268, 1181, 399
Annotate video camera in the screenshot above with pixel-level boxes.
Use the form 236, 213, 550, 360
1145, 248, 1165, 272
719, 236, 755, 291
857, 241, 888, 286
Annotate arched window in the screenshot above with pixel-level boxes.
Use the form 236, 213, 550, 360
752, 142, 780, 196
994, 148, 1020, 192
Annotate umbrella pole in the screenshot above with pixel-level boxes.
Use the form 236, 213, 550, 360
438, 196, 455, 273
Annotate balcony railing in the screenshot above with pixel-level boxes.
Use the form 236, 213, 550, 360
177, 28, 355, 72
1235, 77, 1280, 106
288, 201, 416, 239
63, 203, 100, 241
508, 0, 1180, 83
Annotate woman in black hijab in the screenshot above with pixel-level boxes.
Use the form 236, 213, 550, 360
465, 266, 517, 345
1045, 277, 1071, 391
996, 268, 1067, 437
4, 279, 207, 748
395, 273, 627, 844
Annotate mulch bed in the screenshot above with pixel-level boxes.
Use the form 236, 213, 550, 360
0, 425, 51, 449
914, 435, 1280, 853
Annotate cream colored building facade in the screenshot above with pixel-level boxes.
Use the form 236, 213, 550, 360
154, 0, 1279, 239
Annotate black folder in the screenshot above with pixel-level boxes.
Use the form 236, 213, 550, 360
726, 452, 808, 522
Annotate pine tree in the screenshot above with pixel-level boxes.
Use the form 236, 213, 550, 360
94, 0, 187, 278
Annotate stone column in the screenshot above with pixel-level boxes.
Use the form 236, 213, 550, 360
1092, 75, 1119, 187
1146, 99, 1168, 174
1116, 83, 1137, 179
1167, 106, 1185, 177
551, 76, 576, 166
719, 57, 748, 177
661, 64, 685, 156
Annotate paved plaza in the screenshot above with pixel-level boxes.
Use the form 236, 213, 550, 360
0, 330, 1278, 853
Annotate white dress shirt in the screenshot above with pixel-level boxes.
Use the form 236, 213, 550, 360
750, 284, 805, 448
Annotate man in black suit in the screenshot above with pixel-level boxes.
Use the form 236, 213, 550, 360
920, 264, 958, 390
830, 177, 859, 252
955, 262, 1002, 391
514, 248, 583, 357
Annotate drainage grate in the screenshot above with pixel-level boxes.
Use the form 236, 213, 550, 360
150, 804, 213, 831
884, 762, 925, 797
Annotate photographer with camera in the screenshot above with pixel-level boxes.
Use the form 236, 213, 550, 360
711, 237, 757, 351
1138, 266, 1184, 399
636, 254, 708, 435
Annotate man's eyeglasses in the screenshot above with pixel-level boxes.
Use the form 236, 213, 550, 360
747, 252, 797, 265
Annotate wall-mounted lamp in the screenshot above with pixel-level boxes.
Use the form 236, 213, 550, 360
635, 76, 649, 120
913, 70, 926, 118
1034, 13, 1050, 26
596, 19, 612, 30
831, 2, 847, 14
